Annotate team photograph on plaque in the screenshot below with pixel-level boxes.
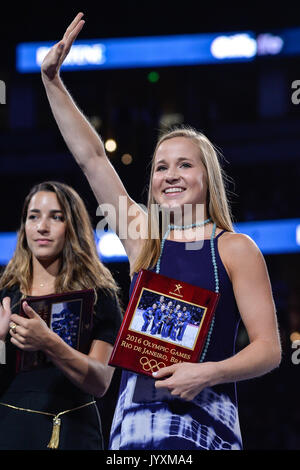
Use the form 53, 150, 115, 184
109, 270, 220, 377
16, 289, 95, 373
130, 290, 206, 349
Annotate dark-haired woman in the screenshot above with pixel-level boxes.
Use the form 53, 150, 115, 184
0, 181, 122, 450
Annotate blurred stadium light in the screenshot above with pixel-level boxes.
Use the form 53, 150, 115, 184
16, 27, 300, 73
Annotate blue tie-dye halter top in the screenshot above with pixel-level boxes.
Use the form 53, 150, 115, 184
109, 230, 243, 450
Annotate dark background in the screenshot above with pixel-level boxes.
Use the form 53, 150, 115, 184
1, 1, 300, 450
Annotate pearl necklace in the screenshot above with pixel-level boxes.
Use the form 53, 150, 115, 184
155, 218, 219, 362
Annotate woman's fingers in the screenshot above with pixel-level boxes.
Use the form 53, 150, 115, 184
62, 12, 85, 50
9, 325, 27, 343
1, 297, 11, 313
63, 12, 84, 41
0, 297, 12, 338
63, 19, 85, 53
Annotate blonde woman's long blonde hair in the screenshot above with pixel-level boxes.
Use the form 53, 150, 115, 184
0, 181, 119, 297
132, 126, 235, 275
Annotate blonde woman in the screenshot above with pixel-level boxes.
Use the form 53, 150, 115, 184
41, 13, 281, 450
0, 181, 122, 450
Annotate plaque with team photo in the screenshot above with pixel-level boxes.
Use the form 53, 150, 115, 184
15, 289, 95, 373
109, 269, 220, 377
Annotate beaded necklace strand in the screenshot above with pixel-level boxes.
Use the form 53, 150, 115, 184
155, 218, 219, 362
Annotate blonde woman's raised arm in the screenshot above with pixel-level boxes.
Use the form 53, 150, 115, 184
41, 13, 146, 263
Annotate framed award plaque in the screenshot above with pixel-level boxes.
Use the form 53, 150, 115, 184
15, 289, 95, 373
109, 270, 220, 377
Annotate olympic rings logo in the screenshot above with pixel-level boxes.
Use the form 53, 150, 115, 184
139, 356, 165, 372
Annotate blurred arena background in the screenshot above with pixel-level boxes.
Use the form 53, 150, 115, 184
0, 1, 299, 449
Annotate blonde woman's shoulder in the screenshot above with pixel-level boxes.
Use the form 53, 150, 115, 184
217, 231, 262, 282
